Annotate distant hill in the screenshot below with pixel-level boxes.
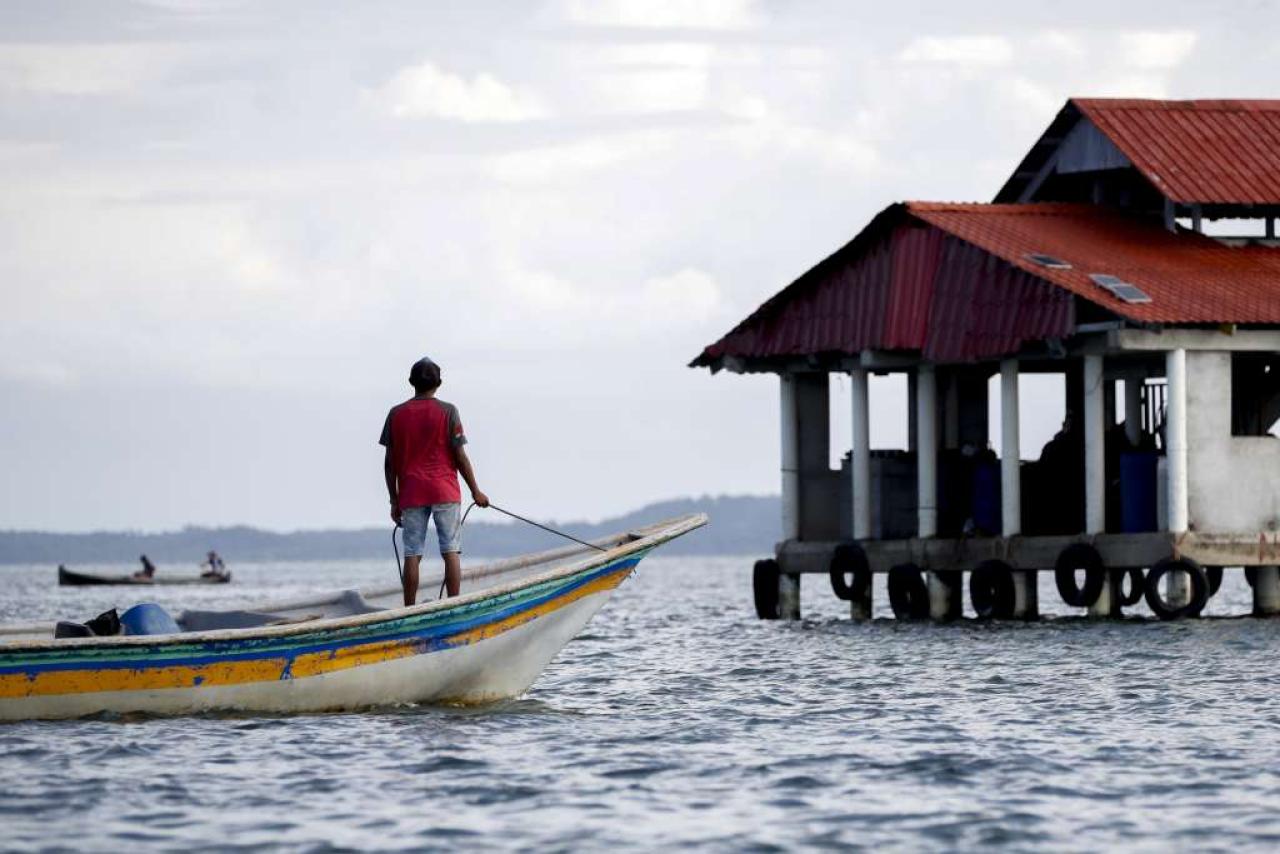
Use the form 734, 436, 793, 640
0, 495, 780, 564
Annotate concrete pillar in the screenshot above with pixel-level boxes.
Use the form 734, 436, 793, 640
1012, 571, 1038, 620
778, 572, 801, 620
1254, 566, 1280, 616
1166, 349, 1189, 533
1124, 377, 1143, 445
907, 372, 918, 452
849, 585, 872, 621
1084, 354, 1106, 534
1088, 575, 1117, 618
917, 364, 938, 538
1000, 360, 1021, 537
927, 571, 962, 621
850, 367, 872, 541
1165, 568, 1191, 610
780, 374, 800, 541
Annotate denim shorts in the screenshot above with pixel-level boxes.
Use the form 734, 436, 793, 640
400, 503, 462, 556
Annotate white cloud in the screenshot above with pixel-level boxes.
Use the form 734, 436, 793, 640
641, 268, 721, 322
999, 76, 1060, 117
1118, 30, 1199, 69
898, 35, 1015, 66
573, 42, 770, 115
595, 68, 711, 112
0, 359, 77, 388
488, 130, 678, 183
720, 118, 881, 176
558, 0, 760, 30
0, 44, 180, 95
369, 60, 548, 122
500, 262, 724, 333
1030, 30, 1088, 60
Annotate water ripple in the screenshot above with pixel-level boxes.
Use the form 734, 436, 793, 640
3, 558, 1280, 849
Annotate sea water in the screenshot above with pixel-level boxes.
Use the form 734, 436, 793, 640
2, 557, 1280, 850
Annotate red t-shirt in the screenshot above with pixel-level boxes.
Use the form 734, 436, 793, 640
379, 397, 466, 508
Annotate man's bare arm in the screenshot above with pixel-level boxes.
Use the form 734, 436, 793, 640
454, 445, 489, 507
384, 448, 400, 522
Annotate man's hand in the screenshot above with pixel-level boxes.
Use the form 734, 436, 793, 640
472, 490, 490, 509
390, 501, 401, 525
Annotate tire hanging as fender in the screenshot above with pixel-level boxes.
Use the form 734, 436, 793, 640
829, 543, 872, 602
888, 563, 930, 620
1144, 557, 1209, 621
1055, 543, 1107, 608
1205, 566, 1223, 598
753, 559, 780, 620
970, 560, 1017, 619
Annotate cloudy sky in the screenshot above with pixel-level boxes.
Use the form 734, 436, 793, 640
1, 0, 1276, 532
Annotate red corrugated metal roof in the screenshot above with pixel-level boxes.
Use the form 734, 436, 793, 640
692, 204, 1077, 367
692, 202, 1280, 369
911, 202, 1280, 324
1072, 98, 1280, 205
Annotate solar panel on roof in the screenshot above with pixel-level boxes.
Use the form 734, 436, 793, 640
1089, 273, 1152, 304
1109, 283, 1153, 304
1025, 252, 1072, 269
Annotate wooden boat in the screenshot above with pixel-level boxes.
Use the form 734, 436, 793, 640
0, 514, 706, 721
58, 565, 231, 586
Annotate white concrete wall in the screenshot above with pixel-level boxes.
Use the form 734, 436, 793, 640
1186, 351, 1280, 533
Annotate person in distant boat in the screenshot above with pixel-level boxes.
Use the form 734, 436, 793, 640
134, 554, 157, 579
380, 356, 489, 605
201, 550, 226, 578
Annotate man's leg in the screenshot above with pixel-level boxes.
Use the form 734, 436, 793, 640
434, 503, 464, 597
442, 552, 462, 597
399, 508, 429, 606
402, 555, 421, 606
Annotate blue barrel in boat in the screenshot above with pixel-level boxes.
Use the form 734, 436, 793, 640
1119, 451, 1159, 533
973, 460, 1002, 535
120, 603, 181, 636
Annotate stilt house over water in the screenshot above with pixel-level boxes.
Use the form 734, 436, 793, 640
693, 99, 1280, 622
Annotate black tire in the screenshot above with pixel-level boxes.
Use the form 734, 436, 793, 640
1055, 544, 1107, 608
829, 543, 872, 602
1112, 567, 1145, 607
888, 563, 930, 620
753, 559, 780, 620
970, 560, 1017, 619
1144, 557, 1209, 621
1206, 566, 1223, 597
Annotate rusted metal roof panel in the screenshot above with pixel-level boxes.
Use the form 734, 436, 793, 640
911, 202, 1280, 325
692, 201, 1280, 371
691, 205, 1076, 368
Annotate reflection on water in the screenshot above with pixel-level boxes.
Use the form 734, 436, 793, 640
3, 557, 1280, 849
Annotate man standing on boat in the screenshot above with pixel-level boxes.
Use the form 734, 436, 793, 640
380, 357, 489, 605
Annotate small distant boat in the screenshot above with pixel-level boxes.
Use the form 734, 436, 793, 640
57, 565, 232, 587
2, 514, 706, 720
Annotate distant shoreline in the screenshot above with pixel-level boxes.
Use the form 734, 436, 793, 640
0, 495, 779, 564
